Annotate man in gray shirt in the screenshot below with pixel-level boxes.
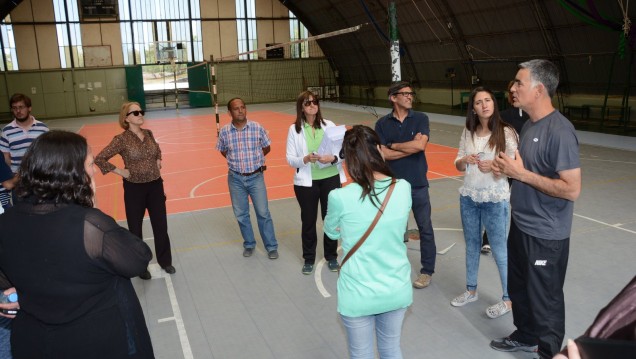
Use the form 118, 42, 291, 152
490, 59, 581, 359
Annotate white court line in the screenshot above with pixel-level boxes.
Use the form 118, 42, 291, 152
574, 213, 636, 235
163, 271, 193, 359
188, 164, 294, 198
428, 171, 464, 182
147, 263, 193, 359
190, 175, 227, 197
579, 157, 636, 165
437, 243, 456, 255
314, 259, 331, 298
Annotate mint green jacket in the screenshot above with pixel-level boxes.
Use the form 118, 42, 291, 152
324, 177, 413, 317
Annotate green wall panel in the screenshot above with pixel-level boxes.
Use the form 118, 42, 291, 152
41, 72, 66, 93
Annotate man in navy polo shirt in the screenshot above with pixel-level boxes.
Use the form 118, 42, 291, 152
375, 81, 436, 289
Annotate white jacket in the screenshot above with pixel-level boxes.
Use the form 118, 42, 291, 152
286, 119, 347, 187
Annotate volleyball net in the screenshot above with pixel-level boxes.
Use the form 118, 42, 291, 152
212, 24, 364, 104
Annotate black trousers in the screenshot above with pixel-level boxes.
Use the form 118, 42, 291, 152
123, 178, 172, 268
293, 174, 341, 264
508, 218, 569, 359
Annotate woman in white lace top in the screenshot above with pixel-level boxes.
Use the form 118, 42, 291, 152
451, 87, 519, 319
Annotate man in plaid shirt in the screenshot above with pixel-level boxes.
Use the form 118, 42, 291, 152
216, 98, 279, 259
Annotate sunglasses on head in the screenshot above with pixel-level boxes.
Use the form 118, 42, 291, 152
303, 99, 319, 107
126, 110, 145, 117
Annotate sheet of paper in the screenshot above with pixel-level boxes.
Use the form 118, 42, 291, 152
316, 125, 346, 168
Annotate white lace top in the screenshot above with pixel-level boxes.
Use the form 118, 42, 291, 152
454, 127, 518, 203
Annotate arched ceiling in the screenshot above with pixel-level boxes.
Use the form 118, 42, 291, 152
281, 0, 636, 95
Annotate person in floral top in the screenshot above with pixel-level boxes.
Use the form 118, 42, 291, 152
95, 101, 175, 280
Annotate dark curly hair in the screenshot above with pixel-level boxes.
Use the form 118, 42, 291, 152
342, 125, 394, 208
16, 131, 94, 207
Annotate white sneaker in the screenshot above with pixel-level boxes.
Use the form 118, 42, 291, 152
451, 291, 478, 307
486, 301, 511, 318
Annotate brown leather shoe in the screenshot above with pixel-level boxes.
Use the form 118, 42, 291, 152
413, 273, 432, 289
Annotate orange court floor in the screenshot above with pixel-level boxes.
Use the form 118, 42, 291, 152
81, 110, 462, 221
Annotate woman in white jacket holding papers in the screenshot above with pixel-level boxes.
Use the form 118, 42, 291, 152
286, 91, 347, 275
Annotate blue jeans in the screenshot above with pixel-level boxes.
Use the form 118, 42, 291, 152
227, 171, 278, 252
0, 316, 12, 359
459, 195, 509, 301
412, 186, 436, 275
340, 308, 407, 359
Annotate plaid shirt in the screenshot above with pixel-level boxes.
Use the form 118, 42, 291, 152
216, 120, 271, 173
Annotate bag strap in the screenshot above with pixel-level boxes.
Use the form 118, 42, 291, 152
340, 178, 396, 270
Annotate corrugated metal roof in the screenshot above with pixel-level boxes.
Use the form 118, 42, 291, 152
282, 0, 635, 95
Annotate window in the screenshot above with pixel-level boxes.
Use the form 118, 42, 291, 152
0, 15, 18, 70
53, 0, 84, 68
236, 0, 257, 60
118, 0, 203, 65
289, 11, 309, 59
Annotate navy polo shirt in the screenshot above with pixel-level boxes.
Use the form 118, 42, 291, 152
375, 109, 430, 187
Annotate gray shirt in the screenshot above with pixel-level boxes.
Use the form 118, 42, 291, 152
510, 110, 580, 240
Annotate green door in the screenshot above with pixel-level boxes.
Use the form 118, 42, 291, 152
188, 62, 212, 107
125, 65, 146, 109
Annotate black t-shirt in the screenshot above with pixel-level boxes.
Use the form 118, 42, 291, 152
500, 107, 529, 135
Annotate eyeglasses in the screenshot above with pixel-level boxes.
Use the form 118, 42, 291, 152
303, 100, 319, 107
393, 92, 416, 97
126, 110, 145, 117
11, 106, 27, 111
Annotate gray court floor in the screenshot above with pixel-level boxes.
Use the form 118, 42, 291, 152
47, 102, 636, 359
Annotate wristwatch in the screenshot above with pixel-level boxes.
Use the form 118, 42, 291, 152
330, 155, 338, 165
386, 142, 393, 149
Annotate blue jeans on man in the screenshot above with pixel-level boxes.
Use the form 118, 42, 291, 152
340, 307, 407, 359
459, 195, 510, 301
227, 171, 278, 252
412, 186, 436, 275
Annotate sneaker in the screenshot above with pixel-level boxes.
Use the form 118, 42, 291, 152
413, 273, 432, 289
268, 250, 279, 260
490, 336, 538, 352
243, 248, 254, 257
302, 263, 314, 275
327, 259, 340, 272
139, 270, 151, 280
451, 291, 478, 307
486, 301, 511, 318
481, 244, 491, 254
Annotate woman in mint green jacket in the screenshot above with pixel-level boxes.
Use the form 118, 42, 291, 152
324, 125, 412, 359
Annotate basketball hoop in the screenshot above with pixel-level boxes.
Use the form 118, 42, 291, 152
152, 41, 185, 64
